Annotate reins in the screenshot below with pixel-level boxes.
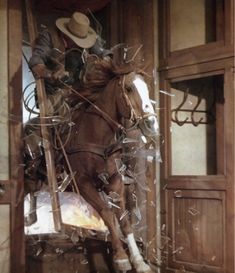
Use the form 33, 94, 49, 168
59, 79, 126, 134
57, 78, 129, 161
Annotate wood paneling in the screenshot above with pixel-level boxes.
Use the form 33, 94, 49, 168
167, 190, 225, 272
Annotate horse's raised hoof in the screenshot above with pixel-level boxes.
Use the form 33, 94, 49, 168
114, 258, 132, 271
113, 252, 132, 271
131, 255, 153, 273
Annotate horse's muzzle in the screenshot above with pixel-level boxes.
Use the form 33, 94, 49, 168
138, 115, 159, 137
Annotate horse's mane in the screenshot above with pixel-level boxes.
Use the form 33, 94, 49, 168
72, 52, 148, 103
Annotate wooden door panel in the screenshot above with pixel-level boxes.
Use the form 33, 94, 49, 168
159, 65, 233, 272
159, 1, 235, 272
167, 190, 225, 272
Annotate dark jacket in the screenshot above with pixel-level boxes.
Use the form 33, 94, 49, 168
29, 29, 83, 88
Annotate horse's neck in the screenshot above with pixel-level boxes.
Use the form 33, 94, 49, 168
93, 79, 120, 126
75, 81, 120, 146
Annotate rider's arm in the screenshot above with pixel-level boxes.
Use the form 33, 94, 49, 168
29, 29, 53, 68
28, 29, 57, 79
29, 29, 68, 81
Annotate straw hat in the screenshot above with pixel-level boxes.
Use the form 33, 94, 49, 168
56, 12, 97, 49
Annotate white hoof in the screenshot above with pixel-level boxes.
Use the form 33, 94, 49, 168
114, 258, 132, 271
131, 255, 153, 273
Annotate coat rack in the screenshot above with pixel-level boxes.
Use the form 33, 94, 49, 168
171, 88, 215, 127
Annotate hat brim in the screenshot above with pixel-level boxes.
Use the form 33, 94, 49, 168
56, 18, 97, 49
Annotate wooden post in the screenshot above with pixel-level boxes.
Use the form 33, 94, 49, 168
24, 0, 62, 231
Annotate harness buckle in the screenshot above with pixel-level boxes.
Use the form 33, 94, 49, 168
98, 172, 110, 185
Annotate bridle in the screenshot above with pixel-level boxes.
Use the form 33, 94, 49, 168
120, 73, 158, 137
59, 79, 126, 133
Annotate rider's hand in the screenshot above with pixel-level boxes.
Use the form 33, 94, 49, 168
31, 63, 53, 79
31, 63, 69, 83
51, 66, 69, 81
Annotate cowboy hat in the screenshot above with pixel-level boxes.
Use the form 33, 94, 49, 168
56, 12, 97, 49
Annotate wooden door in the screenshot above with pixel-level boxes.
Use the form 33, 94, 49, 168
158, 1, 235, 272
159, 61, 235, 273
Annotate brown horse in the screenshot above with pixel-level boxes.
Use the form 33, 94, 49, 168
63, 55, 158, 272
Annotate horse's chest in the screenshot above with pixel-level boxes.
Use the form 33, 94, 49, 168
68, 150, 121, 179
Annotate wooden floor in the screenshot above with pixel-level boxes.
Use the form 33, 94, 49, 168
25, 234, 139, 273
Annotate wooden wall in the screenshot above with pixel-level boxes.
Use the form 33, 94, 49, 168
0, 0, 24, 273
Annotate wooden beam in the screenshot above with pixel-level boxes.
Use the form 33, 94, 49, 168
8, 0, 25, 272
24, 0, 62, 231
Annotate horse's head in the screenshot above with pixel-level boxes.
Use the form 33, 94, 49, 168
77, 54, 158, 138
117, 72, 159, 137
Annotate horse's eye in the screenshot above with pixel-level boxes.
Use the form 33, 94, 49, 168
126, 87, 132, 93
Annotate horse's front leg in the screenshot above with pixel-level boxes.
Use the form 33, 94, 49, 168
108, 176, 153, 273
77, 175, 132, 272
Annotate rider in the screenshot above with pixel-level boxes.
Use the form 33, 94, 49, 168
24, 11, 113, 224
25, 11, 113, 184
29, 11, 112, 93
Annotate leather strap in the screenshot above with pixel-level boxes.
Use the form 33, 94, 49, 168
66, 142, 122, 159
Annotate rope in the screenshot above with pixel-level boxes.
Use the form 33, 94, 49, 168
58, 79, 126, 132
55, 128, 79, 194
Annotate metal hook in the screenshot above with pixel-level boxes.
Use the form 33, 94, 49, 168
171, 89, 189, 126
191, 95, 204, 126
171, 86, 216, 126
